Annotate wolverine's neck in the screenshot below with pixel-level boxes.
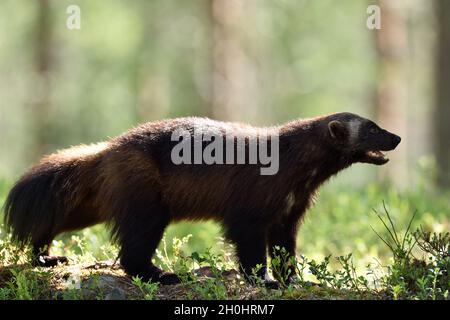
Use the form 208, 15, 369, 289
278, 124, 353, 191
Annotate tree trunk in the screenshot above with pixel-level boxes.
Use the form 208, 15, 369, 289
210, 0, 258, 121
375, 0, 409, 188
434, 0, 450, 188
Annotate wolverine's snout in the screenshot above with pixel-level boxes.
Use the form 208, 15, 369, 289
385, 131, 401, 150
392, 134, 401, 148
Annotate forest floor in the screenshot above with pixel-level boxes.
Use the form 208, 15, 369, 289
0, 260, 382, 300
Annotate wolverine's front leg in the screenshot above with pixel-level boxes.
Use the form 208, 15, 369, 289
226, 223, 279, 289
267, 218, 300, 284
267, 199, 309, 284
267, 204, 306, 283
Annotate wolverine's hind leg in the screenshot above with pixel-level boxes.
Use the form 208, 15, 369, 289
32, 203, 103, 267
32, 235, 69, 267
116, 201, 180, 285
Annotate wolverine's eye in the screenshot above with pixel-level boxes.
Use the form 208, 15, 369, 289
370, 128, 379, 134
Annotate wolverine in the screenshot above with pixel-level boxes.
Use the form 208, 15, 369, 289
3, 112, 401, 287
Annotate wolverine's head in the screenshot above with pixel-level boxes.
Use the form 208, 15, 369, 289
326, 112, 401, 165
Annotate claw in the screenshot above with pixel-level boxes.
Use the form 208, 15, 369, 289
35, 255, 69, 267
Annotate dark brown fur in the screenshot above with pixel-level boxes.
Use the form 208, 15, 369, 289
3, 112, 401, 286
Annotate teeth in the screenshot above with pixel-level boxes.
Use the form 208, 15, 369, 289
369, 151, 386, 158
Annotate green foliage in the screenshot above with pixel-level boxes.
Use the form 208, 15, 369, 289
298, 179, 449, 267
378, 223, 450, 300
0, 224, 448, 300
270, 246, 295, 287
185, 250, 231, 300
0, 268, 53, 300
132, 276, 159, 300
155, 234, 194, 274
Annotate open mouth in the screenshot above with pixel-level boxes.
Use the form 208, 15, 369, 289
365, 150, 389, 165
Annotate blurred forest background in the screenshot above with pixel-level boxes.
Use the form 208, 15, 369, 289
0, 0, 448, 268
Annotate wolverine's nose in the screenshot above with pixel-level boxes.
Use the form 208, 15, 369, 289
392, 134, 401, 147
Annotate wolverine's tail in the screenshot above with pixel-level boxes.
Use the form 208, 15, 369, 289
3, 164, 63, 246
3, 142, 108, 247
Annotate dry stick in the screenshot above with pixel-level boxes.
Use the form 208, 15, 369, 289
383, 201, 401, 247
403, 210, 418, 257
372, 208, 397, 250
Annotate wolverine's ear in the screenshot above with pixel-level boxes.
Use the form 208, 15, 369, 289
328, 120, 347, 140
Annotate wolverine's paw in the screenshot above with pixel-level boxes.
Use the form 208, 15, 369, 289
134, 267, 182, 285
158, 272, 181, 285
263, 279, 281, 290
35, 255, 69, 267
